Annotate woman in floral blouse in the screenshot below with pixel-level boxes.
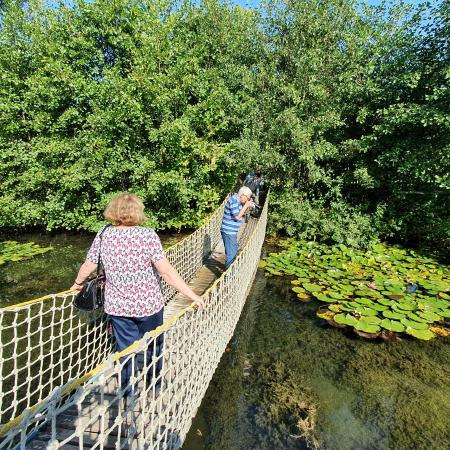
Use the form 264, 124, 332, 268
71, 193, 204, 394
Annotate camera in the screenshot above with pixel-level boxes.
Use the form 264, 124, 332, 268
249, 203, 263, 218
242, 169, 267, 220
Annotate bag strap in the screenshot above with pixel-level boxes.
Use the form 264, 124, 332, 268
97, 224, 112, 275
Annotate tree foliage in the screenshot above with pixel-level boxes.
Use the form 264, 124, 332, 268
256, 0, 449, 248
0, 0, 448, 249
0, 0, 260, 230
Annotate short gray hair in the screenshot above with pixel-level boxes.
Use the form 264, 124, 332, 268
238, 186, 252, 198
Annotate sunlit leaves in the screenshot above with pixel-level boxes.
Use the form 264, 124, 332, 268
0, 0, 260, 231
0, 0, 447, 252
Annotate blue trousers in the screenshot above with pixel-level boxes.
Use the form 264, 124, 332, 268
222, 231, 238, 269
109, 309, 164, 394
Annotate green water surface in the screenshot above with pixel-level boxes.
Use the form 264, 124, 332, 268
1, 236, 449, 449
184, 263, 450, 450
0, 230, 185, 307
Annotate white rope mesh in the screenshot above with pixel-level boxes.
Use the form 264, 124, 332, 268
0, 194, 268, 449
0, 299, 112, 429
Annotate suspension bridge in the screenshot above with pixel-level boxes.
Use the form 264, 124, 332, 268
0, 194, 269, 449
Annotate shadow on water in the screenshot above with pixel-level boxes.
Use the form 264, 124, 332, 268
184, 245, 450, 450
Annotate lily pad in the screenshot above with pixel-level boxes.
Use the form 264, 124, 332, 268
329, 292, 347, 300
378, 298, 395, 306
407, 312, 429, 323
0, 241, 53, 265
339, 284, 354, 292
439, 309, 450, 318
303, 283, 323, 293
380, 319, 405, 332
405, 327, 436, 340
316, 307, 334, 320
422, 281, 449, 291
369, 303, 388, 311
383, 310, 406, 320
314, 294, 335, 303
355, 290, 372, 297
334, 313, 358, 327
328, 304, 342, 312
354, 297, 373, 305
261, 238, 450, 342
417, 311, 443, 322
354, 318, 381, 334
355, 306, 378, 317
292, 286, 306, 294
395, 302, 417, 311
267, 268, 283, 276
401, 318, 429, 330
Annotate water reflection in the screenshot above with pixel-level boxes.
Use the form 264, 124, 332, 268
184, 254, 450, 450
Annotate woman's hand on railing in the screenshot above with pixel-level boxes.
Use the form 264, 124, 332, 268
70, 283, 83, 292
155, 257, 206, 311
191, 294, 205, 311
70, 260, 97, 292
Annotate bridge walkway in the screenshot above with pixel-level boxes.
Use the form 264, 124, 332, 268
25, 222, 253, 450
0, 195, 268, 450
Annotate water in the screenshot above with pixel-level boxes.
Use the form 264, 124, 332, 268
1, 236, 449, 449
184, 259, 450, 449
0, 230, 186, 307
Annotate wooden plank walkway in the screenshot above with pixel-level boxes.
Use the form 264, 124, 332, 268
164, 220, 252, 320
163, 242, 225, 321
26, 221, 253, 449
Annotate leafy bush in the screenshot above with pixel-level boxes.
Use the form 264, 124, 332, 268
0, 0, 259, 230
0, 0, 447, 250
269, 190, 383, 248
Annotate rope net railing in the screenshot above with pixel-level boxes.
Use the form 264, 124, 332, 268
0, 193, 268, 449
0, 197, 227, 432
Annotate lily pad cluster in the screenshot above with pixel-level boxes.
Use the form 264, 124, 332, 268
259, 241, 450, 341
0, 241, 53, 265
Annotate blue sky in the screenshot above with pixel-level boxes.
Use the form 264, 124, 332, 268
232, 0, 424, 7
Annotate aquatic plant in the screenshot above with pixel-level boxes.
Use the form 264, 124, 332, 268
0, 241, 53, 265
259, 241, 450, 341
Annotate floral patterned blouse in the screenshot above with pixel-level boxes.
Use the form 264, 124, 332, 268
87, 225, 165, 317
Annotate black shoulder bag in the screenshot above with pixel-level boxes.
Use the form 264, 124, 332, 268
73, 225, 111, 312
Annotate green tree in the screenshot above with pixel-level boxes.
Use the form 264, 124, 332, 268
0, 0, 260, 230
0, 0, 448, 250
254, 0, 449, 249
